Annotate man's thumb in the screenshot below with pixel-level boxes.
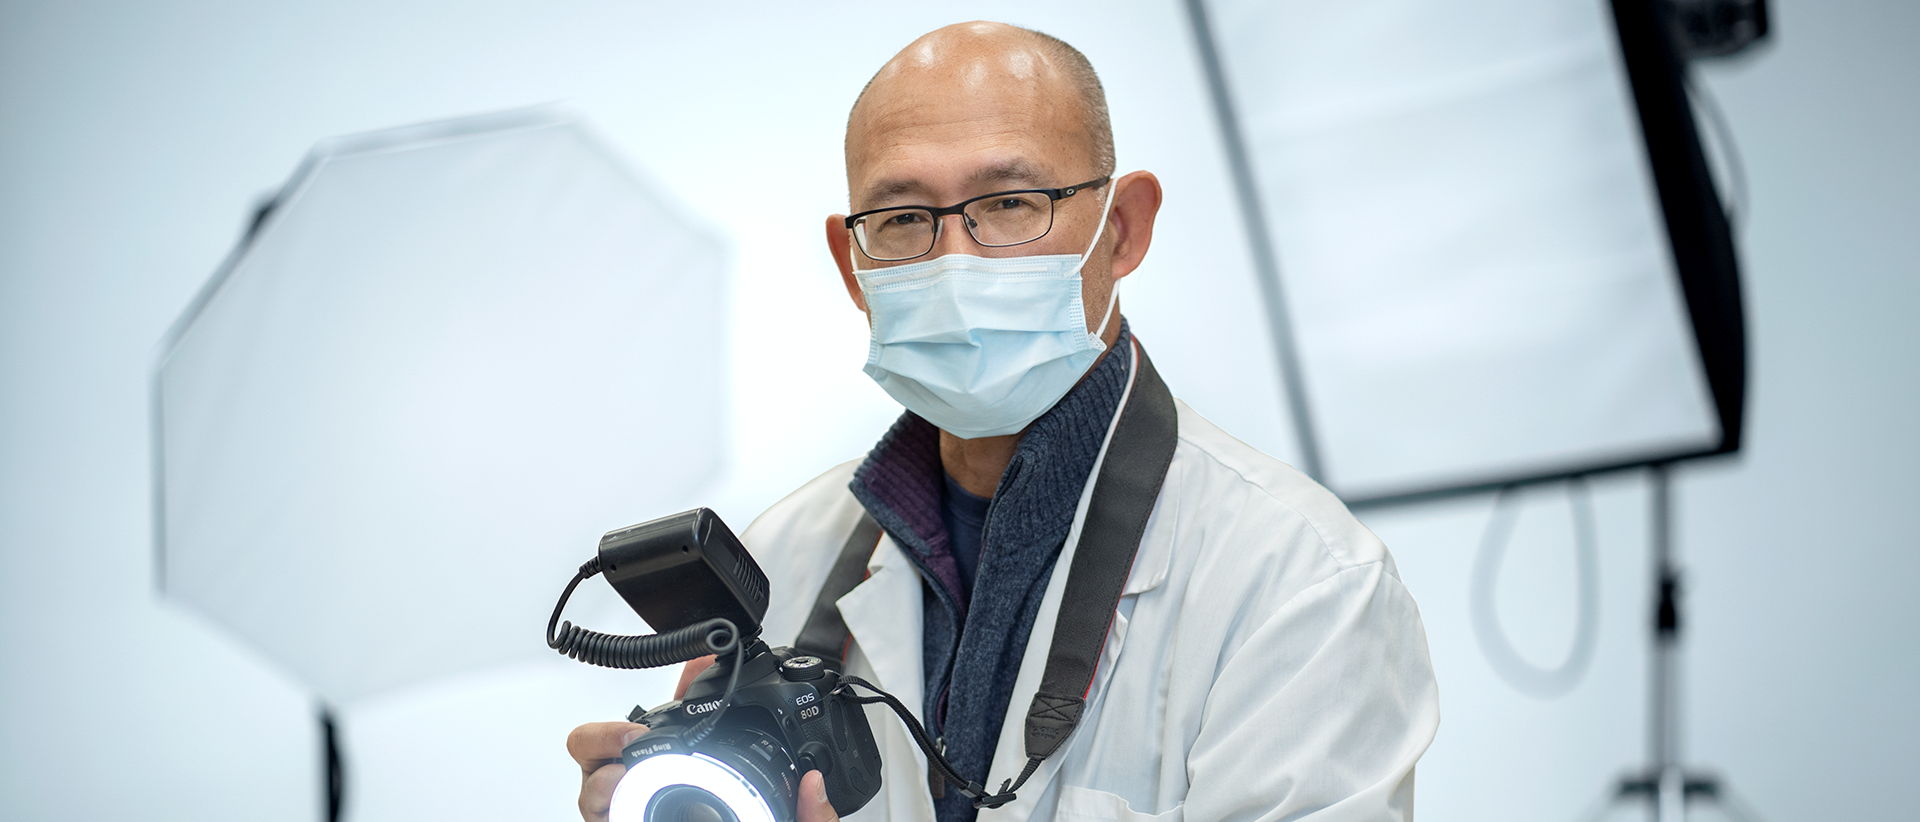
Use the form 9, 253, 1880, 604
800, 770, 839, 822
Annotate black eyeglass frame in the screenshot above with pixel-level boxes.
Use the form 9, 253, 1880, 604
843, 176, 1112, 261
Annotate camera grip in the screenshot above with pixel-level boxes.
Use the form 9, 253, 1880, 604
803, 692, 884, 815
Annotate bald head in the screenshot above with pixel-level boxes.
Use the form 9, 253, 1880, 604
845, 22, 1115, 201
824, 22, 1166, 375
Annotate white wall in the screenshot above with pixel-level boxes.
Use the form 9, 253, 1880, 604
1, 2, 1913, 821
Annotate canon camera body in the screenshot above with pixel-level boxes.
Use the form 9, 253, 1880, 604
547, 509, 883, 822
617, 644, 883, 822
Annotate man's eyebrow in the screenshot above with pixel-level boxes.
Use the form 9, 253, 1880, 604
967, 160, 1048, 190
858, 161, 1052, 208
862, 178, 925, 204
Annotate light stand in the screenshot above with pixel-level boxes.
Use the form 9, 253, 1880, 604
1586, 463, 1761, 822
1593, 2, 1773, 817
320, 702, 344, 822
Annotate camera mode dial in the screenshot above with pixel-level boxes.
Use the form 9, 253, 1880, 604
780, 655, 827, 682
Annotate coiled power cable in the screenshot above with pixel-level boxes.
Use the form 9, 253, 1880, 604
1470, 477, 1601, 698
546, 556, 740, 669
545, 555, 745, 745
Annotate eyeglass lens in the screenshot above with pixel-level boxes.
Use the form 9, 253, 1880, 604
856, 191, 1057, 261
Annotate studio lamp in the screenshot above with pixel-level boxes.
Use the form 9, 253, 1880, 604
1184, 0, 1768, 819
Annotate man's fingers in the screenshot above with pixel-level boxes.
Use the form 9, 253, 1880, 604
797, 770, 841, 822
580, 762, 626, 822
572, 722, 837, 822
572, 723, 645, 822
569, 721, 647, 774
675, 655, 717, 699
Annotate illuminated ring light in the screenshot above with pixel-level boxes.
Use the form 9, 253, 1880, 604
609, 752, 778, 822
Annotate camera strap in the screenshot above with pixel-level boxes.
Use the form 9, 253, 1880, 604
806, 338, 1178, 809
796, 514, 884, 663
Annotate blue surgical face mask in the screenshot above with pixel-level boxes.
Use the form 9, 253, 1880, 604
852, 181, 1119, 439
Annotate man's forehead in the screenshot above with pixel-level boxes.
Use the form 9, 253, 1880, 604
847, 63, 1088, 204
849, 50, 1067, 149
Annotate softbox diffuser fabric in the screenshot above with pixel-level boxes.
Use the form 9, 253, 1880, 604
153, 108, 727, 703
1193, 0, 1743, 504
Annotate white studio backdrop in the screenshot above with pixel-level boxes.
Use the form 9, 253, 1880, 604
2, 4, 1284, 822
4, 3, 1918, 822
143, 6, 1293, 716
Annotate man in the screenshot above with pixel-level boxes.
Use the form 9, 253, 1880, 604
572, 21, 1438, 822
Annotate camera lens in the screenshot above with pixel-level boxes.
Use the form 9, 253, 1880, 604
611, 727, 796, 822
648, 786, 740, 822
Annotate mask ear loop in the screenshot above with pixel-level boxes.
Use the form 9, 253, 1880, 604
1081, 177, 1122, 344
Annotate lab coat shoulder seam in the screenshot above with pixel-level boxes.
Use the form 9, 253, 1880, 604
1262, 558, 1393, 626
1169, 429, 1356, 573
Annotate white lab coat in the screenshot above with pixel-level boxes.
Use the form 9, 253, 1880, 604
742, 400, 1439, 822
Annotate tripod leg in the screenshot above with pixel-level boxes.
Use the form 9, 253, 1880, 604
1574, 784, 1630, 822
321, 703, 344, 822
1710, 785, 1769, 822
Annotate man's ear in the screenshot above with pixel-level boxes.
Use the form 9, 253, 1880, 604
825, 214, 868, 312
1105, 171, 1164, 282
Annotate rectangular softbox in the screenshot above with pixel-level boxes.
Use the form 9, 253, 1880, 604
1188, 0, 1744, 505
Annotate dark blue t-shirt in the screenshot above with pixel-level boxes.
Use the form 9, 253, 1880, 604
940, 471, 992, 601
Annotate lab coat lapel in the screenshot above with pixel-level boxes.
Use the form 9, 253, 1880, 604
837, 532, 937, 822
837, 532, 925, 716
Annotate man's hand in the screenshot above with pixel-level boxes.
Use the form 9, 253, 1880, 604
570, 656, 719, 821
676, 654, 716, 696
571, 656, 826, 822
797, 770, 841, 822
570, 727, 841, 822
568, 721, 648, 822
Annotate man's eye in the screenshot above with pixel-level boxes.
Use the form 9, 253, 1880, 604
885, 212, 928, 227
986, 198, 1033, 213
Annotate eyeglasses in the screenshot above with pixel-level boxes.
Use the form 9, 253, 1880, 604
844, 176, 1111, 262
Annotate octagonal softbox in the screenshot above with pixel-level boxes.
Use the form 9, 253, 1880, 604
152, 108, 727, 703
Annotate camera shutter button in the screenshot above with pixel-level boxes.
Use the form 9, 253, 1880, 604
781, 656, 827, 681
798, 741, 834, 776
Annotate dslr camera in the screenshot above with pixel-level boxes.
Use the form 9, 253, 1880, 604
548, 509, 883, 822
